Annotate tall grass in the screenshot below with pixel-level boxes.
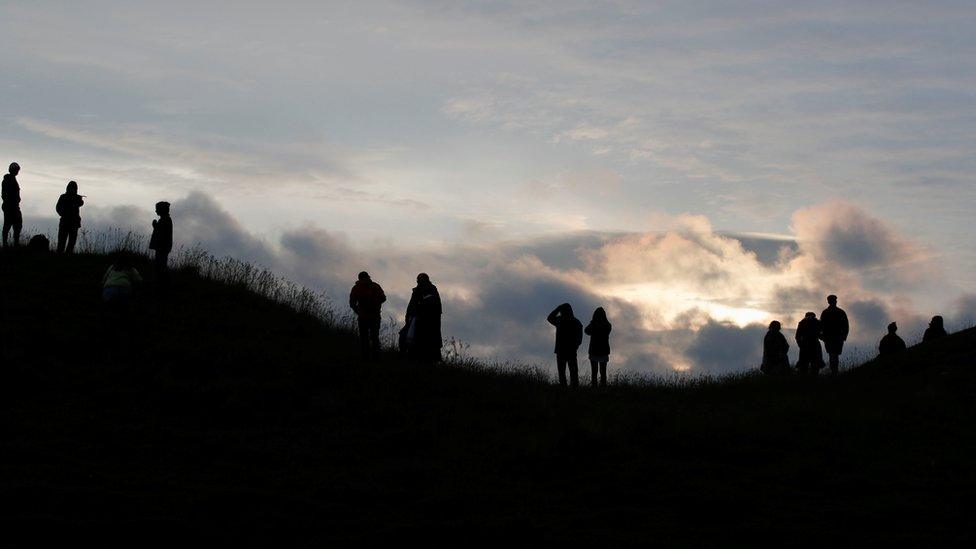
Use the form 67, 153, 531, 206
172, 245, 350, 330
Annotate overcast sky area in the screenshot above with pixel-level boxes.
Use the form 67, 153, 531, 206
3, 1, 976, 376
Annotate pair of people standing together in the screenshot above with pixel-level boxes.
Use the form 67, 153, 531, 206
547, 303, 612, 387
349, 272, 442, 363
2, 163, 84, 253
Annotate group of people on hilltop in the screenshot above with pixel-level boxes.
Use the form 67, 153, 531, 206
762, 294, 952, 375
2, 161, 173, 303
349, 271, 443, 363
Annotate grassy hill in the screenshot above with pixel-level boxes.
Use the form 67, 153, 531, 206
2, 247, 975, 544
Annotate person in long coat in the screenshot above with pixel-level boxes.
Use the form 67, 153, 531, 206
761, 320, 790, 375
405, 273, 442, 363
819, 294, 850, 375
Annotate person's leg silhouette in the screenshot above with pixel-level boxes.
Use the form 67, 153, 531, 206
568, 355, 579, 387
556, 356, 568, 386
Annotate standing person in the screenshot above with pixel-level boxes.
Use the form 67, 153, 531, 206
795, 312, 824, 376
349, 271, 387, 360
405, 273, 442, 363
148, 201, 173, 291
547, 303, 583, 387
820, 294, 850, 375
584, 307, 612, 387
878, 322, 907, 357
922, 315, 948, 342
760, 320, 790, 375
2, 162, 22, 247
55, 181, 84, 254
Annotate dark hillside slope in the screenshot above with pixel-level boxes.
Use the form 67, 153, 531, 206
2, 249, 976, 544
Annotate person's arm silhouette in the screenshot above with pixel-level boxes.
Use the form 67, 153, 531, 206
547, 304, 567, 327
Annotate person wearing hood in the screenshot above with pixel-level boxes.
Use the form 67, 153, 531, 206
547, 303, 583, 387
584, 307, 612, 387
878, 322, 907, 357
922, 315, 948, 342
3, 162, 22, 247
55, 180, 84, 254
349, 271, 387, 360
405, 273, 442, 363
761, 320, 790, 375
795, 312, 824, 376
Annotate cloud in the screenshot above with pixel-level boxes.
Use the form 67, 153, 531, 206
684, 321, 767, 375
172, 192, 276, 267
791, 200, 924, 272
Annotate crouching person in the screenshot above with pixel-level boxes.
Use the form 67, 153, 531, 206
102, 253, 143, 307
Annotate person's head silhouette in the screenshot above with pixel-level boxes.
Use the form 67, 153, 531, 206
827, 294, 838, 306
8, 162, 19, 176
66, 181, 78, 194
417, 272, 430, 285
358, 271, 371, 282
592, 306, 608, 323
769, 320, 782, 331
155, 201, 170, 216
888, 322, 898, 334
930, 315, 944, 328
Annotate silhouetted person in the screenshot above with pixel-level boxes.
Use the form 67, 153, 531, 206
102, 254, 143, 305
795, 312, 824, 375
584, 307, 612, 387
2, 162, 22, 247
547, 303, 583, 387
28, 234, 49, 253
819, 295, 849, 375
149, 201, 173, 291
923, 315, 948, 342
878, 322, 907, 357
55, 181, 84, 254
405, 273, 442, 363
350, 271, 387, 360
761, 320, 790, 375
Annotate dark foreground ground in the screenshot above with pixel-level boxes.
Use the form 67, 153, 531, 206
2, 248, 976, 544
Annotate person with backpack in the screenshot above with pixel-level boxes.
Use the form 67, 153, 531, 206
547, 303, 583, 387
349, 271, 387, 360
102, 253, 143, 305
584, 307, 612, 387
55, 181, 84, 254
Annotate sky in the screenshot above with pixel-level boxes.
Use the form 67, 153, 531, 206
2, 1, 976, 376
